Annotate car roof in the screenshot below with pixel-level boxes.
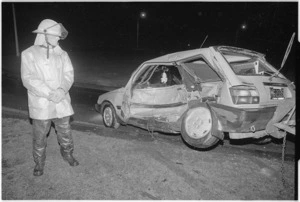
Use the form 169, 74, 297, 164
217, 46, 265, 58
144, 46, 265, 64
145, 47, 211, 63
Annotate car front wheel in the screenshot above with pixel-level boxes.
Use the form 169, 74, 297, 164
181, 107, 219, 149
102, 102, 120, 129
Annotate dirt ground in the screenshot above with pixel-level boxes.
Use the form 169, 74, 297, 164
1, 117, 296, 200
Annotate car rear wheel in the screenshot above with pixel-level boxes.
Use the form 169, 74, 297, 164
102, 102, 120, 129
181, 107, 219, 149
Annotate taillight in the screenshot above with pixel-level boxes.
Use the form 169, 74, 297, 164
230, 85, 260, 104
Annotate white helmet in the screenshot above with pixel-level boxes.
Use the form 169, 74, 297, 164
32, 19, 68, 40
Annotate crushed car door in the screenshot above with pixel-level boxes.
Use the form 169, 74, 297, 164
128, 64, 188, 123
179, 56, 225, 140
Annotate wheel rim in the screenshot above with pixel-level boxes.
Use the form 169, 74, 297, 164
185, 107, 212, 139
103, 107, 113, 126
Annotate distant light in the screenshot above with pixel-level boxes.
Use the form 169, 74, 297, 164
241, 23, 247, 30
187, 43, 191, 47
140, 12, 146, 18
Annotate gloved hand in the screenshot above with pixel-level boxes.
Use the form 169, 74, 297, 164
49, 88, 65, 103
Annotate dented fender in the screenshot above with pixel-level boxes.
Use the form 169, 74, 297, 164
185, 101, 224, 140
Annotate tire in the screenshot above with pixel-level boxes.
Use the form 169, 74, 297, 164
102, 102, 120, 129
181, 107, 219, 149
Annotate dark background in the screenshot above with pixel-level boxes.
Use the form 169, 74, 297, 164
1, 2, 298, 77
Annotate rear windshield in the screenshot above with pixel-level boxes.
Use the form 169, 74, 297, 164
222, 53, 275, 76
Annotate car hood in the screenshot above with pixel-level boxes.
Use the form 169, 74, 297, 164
97, 87, 125, 104
101, 87, 124, 97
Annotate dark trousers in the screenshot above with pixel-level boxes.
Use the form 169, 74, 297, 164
32, 116, 74, 166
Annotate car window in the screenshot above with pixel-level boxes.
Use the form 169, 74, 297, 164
134, 65, 156, 85
134, 65, 182, 89
147, 65, 182, 88
183, 58, 221, 82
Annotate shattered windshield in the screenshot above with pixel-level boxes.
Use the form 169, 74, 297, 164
222, 53, 276, 76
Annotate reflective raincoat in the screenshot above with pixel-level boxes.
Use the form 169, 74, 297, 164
21, 40, 74, 120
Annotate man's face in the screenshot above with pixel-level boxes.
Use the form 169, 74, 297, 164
46, 34, 60, 47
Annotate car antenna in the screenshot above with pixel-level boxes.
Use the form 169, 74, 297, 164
200, 35, 208, 48
269, 32, 295, 81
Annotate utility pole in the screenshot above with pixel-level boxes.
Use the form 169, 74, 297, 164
136, 11, 146, 49
136, 17, 139, 49
12, 3, 20, 57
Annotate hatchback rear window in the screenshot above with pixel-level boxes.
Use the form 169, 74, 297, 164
223, 54, 276, 76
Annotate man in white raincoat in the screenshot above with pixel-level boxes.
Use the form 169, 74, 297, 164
21, 19, 79, 176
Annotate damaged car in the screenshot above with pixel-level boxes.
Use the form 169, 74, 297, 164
95, 46, 295, 149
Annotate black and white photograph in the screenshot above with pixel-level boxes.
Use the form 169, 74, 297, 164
1, 1, 298, 200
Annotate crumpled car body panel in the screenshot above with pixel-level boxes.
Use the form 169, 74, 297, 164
96, 46, 295, 139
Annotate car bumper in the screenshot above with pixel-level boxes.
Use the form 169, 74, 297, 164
209, 103, 276, 133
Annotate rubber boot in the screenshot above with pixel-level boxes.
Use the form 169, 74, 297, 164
33, 149, 46, 176
54, 117, 79, 166
60, 147, 79, 166
32, 119, 51, 177
33, 161, 44, 176
33, 147, 46, 176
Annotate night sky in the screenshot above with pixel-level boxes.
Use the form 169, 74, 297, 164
1, 2, 298, 71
